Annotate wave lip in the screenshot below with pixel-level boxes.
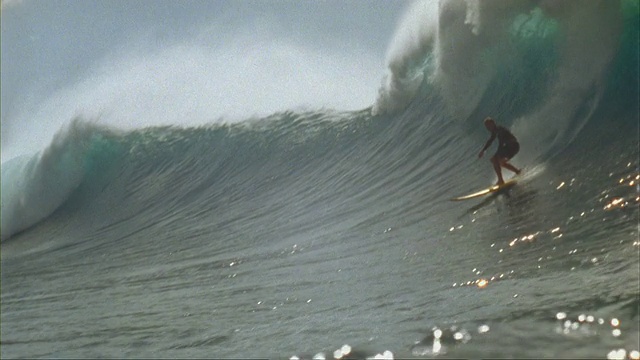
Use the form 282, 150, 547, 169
374, 0, 623, 123
1, 120, 111, 241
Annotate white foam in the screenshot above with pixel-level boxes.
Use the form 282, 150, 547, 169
374, 0, 622, 141
519, 163, 546, 182
374, 0, 532, 116
513, 0, 622, 160
373, 0, 438, 115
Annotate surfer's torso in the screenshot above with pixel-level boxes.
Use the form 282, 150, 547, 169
493, 126, 518, 146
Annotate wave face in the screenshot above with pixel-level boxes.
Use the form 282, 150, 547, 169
1, 1, 638, 358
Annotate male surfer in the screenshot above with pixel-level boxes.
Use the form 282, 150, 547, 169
478, 117, 521, 185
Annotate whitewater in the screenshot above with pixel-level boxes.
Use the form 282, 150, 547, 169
2, 1, 639, 358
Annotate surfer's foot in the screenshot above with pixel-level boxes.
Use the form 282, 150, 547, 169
515, 168, 522, 175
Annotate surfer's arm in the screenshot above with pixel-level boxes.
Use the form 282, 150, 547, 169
478, 132, 496, 158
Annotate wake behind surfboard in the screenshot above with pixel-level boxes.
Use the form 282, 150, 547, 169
450, 178, 517, 201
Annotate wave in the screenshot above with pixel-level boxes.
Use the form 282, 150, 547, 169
374, 0, 628, 161
1, 0, 637, 242
1, 110, 371, 241
1, 120, 121, 240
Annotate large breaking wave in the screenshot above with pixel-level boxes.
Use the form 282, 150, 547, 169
1, 0, 637, 241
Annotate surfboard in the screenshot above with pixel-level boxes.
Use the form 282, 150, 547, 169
450, 178, 517, 201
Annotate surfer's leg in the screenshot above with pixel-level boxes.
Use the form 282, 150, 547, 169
497, 143, 521, 175
501, 160, 521, 175
491, 155, 505, 185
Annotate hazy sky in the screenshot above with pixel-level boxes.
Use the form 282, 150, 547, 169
1, 0, 409, 161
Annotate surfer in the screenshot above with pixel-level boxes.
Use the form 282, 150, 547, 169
478, 117, 521, 185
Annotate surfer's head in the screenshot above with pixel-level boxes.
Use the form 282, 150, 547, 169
484, 117, 496, 131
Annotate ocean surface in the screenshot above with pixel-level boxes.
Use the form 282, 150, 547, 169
2, 1, 639, 359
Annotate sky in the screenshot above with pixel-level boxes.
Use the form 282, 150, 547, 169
1, 0, 409, 162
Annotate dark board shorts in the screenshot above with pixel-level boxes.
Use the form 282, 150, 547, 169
495, 141, 519, 160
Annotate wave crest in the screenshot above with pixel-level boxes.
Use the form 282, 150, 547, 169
373, 0, 622, 135
1, 120, 119, 241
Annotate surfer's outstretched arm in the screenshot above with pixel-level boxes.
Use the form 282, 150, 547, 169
478, 132, 496, 158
